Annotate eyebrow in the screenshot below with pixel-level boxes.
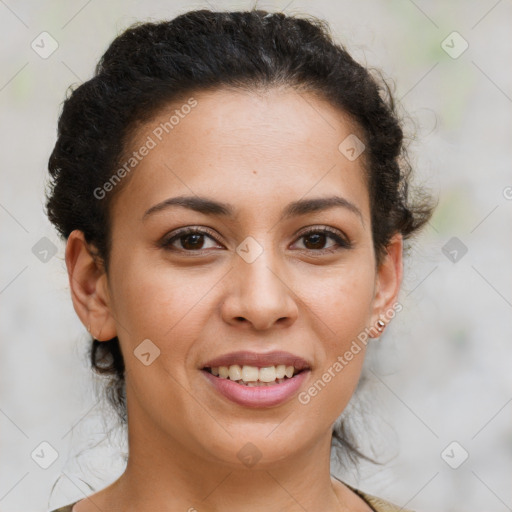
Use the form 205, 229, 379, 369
142, 195, 363, 223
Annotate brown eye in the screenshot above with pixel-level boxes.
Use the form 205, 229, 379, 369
160, 228, 222, 252
302, 232, 330, 250
294, 228, 351, 253
179, 233, 206, 250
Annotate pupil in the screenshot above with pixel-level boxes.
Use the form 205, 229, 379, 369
182, 234, 203, 250
305, 233, 325, 249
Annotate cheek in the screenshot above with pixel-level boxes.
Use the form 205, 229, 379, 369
108, 257, 217, 424
292, 262, 374, 418
299, 260, 376, 339
109, 255, 220, 358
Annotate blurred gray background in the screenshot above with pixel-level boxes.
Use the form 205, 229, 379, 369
1, 1, 511, 511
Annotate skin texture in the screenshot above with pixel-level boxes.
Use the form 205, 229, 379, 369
65, 87, 403, 512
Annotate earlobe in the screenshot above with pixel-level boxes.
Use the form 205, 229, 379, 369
65, 230, 117, 341
369, 233, 403, 337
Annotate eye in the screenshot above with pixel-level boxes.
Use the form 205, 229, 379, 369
159, 226, 351, 255
160, 227, 223, 252
292, 227, 351, 253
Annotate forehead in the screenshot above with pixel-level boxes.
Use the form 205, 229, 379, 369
110, 87, 370, 222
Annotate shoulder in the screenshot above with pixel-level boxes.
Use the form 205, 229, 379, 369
348, 485, 414, 512
47, 502, 78, 512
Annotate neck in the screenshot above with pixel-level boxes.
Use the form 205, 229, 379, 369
100, 410, 351, 512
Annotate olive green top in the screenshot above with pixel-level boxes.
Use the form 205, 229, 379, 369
48, 479, 412, 512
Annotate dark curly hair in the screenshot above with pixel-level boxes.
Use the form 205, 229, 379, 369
45, 9, 434, 466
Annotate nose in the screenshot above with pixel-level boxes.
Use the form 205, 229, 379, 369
220, 246, 299, 331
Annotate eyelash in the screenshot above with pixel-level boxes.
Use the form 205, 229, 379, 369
159, 226, 352, 255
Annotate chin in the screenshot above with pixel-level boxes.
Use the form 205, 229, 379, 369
196, 425, 308, 469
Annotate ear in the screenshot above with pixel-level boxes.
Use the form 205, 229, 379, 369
65, 229, 117, 341
369, 233, 403, 336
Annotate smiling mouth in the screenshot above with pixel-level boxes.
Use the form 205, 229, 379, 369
202, 364, 306, 387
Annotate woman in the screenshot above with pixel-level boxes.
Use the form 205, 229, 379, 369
45, 8, 433, 512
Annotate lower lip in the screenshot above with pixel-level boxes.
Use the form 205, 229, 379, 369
201, 369, 310, 408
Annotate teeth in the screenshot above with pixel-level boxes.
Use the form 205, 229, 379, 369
241, 365, 259, 382
208, 364, 299, 384
259, 366, 276, 382
245, 378, 287, 387
228, 364, 242, 381
275, 364, 286, 379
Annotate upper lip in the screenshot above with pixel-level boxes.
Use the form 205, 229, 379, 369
201, 350, 312, 371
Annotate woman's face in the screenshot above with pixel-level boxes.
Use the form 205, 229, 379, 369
72, 87, 401, 468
